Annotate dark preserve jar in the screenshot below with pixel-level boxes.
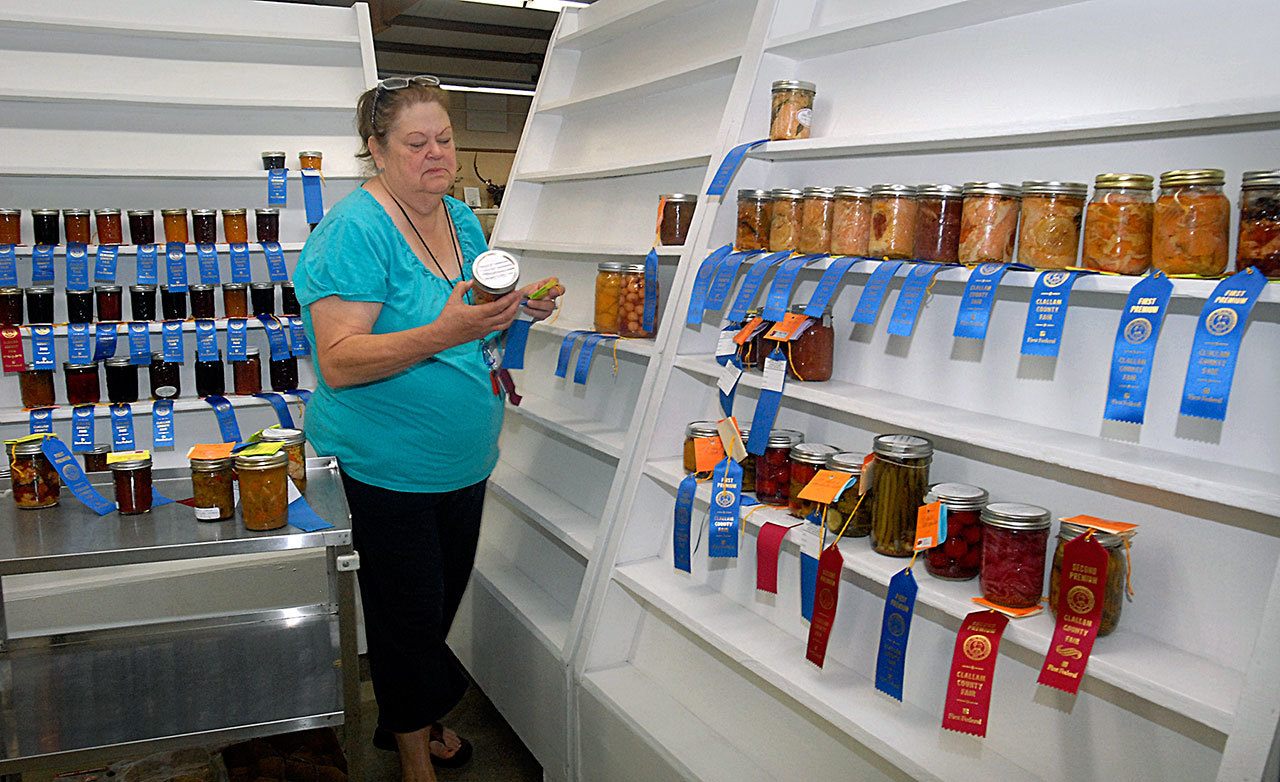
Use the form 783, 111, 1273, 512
149, 353, 181, 399
913, 184, 964, 263
0, 287, 23, 326
979, 503, 1051, 608
128, 210, 156, 246
189, 284, 216, 319
196, 352, 226, 397
130, 285, 157, 321
255, 208, 280, 243
105, 357, 140, 404
32, 210, 60, 245
755, 429, 804, 505
658, 194, 697, 246
66, 290, 93, 324
251, 282, 276, 316
924, 483, 988, 581
783, 305, 833, 382
64, 361, 101, 405
26, 287, 54, 324
192, 209, 217, 244
222, 283, 248, 318
270, 355, 299, 392
63, 209, 91, 244
261, 151, 286, 171
161, 285, 187, 320
111, 453, 153, 515
95, 209, 123, 245
19, 365, 56, 408
234, 347, 263, 395
280, 282, 300, 316
82, 443, 111, 473
0, 209, 20, 245
95, 285, 123, 321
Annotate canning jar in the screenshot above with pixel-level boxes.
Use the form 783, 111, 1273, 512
594, 262, 653, 338
234, 347, 262, 395
868, 184, 918, 260
25, 287, 54, 324
736, 309, 767, 370
255, 209, 280, 243
658, 194, 697, 246
1017, 181, 1086, 269
768, 189, 803, 253
191, 455, 235, 521
19, 365, 55, 408
63, 209, 91, 244
959, 182, 1022, 264
188, 284, 216, 319
222, 283, 248, 318
95, 209, 123, 245
250, 282, 276, 316
869, 434, 933, 557
10, 440, 60, 509
979, 503, 1051, 608
788, 443, 839, 519
738, 426, 755, 492
130, 285, 157, 321
64, 361, 101, 405
471, 250, 519, 304
192, 209, 217, 244
299, 151, 322, 171
1236, 169, 1280, 278
1082, 173, 1154, 274
82, 443, 111, 473
222, 209, 249, 245
0, 287, 21, 326
1048, 521, 1131, 636
127, 210, 156, 246
104, 357, 140, 404
1153, 169, 1230, 276
913, 184, 964, 263
196, 353, 225, 397
270, 355, 299, 392
782, 305, 833, 382
236, 450, 290, 531
95, 285, 123, 321
754, 429, 804, 506
770, 80, 816, 141
111, 453, 153, 515
736, 189, 771, 251
796, 187, 836, 254
259, 426, 307, 493
280, 282, 300, 317
261, 151, 286, 171
824, 452, 871, 537
683, 421, 723, 476
830, 186, 871, 257
162, 209, 189, 244
923, 483, 988, 581
161, 285, 187, 320
149, 353, 181, 399
66, 289, 94, 324
0, 209, 20, 245
32, 209, 60, 245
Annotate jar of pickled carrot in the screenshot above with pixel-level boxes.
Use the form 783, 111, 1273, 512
1154, 169, 1231, 276
1082, 173, 1154, 275
830, 187, 871, 257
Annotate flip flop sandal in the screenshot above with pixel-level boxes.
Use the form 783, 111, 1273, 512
372, 724, 473, 768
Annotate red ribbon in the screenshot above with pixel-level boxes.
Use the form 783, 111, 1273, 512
805, 544, 843, 667
942, 610, 1010, 738
755, 522, 795, 593
1, 327, 25, 372
1038, 533, 1109, 694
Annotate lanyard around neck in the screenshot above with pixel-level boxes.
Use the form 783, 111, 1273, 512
385, 187, 464, 288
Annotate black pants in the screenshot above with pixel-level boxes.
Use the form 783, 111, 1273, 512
342, 470, 487, 734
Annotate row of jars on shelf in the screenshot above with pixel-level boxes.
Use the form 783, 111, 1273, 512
0, 207, 285, 246
737, 168, 1280, 278
0, 281, 298, 327
684, 427, 1134, 636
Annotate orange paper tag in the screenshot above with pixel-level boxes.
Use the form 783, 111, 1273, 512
694, 436, 726, 473
971, 597, 1043, 618
717, 417, 746, 463
764, 312, 811, 342
733, 316, 767, 345
797, 470, 857, 505
654, 196, 667, 245
915, 501, 943, 551
1060, 515, 1138, 536
187, 442, 236, 460
858, 453, 875, 496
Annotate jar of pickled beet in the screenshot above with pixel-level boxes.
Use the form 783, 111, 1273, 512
192, 209, 218, 245
270, 355, 299, 392
797, 187, 835, 254
299, 151, 323, 171
768, 189, 803, 253
683, 421, 723, 476
188, 284, 216, 319
64, 361, 101, 405
25, 286, 54, 324
234, 347, 262, 395
111, 452, 153, 515
0, 287, 21, 326
11, 439, 60, 509
754, 429, 804, 505
471, 250, 519, 304
959, 182, 1022, 264
95, 209, 123, 245
66, 289, 94, 324
82, 443, 111, 473
32, 209, 60, 245
95, 285, 123, 321
782, 304, 832, 382
191, 454, 236, 521
770, 79, 815, 141
237, 450, 290, 530
222, 209, 249, 245
736, 189, 770, 252
161, 285, 187, 320
63, 209, 91, 244
19, 364, 55, 408
196, 352, 226, 397
1237, 170, 1280, 278
261, 151, 286, 171
259, 426, 307, 493
280, 282, 300, 316
1048, 521, 1132, 637
830, 187, 871, 257
149, 353, 181, 399
130, 285, 157, 321
979, 502, 1051, 608
869, 434, 932, 557
824, 452, 871, 537
128, 210, 156, 246
105, 357, 140, 404
658, 194, 697, 246
1017, 181, 1086, 269
737, 426, 755, 493
913, 184, 963, 263
923, 483, 988, 581
255, 209, 280, 243
868, 184, 918, 260
223, 283, 248, 318
788, 443, 839, 519
0, 209, 21, 245
162, 209, 189, 244
594, 263, 653, 338
1154, 169, 1230, 276
251, 282, 276, 316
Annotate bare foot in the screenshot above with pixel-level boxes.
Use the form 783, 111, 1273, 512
396, 727, 437, 782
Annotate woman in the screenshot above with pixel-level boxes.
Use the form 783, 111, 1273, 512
294, 75, 563, 782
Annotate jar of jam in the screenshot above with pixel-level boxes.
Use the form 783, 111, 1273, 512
788, 443, 839, 519
191, 455, 236, 521
111, 452, 153, 515
868, 184, 918, 260
658, 194, 697, 246
782, 305, 832, 382
11, 439, 60, 509
754, 429, 804, 505
979, 503, 1051, 608
768, 189, 803, 253
923, 483, 988, 581
830, 187, 873, 257
236, 450, 290, 531
162, 209, 189, 244
95, 285, 123, 321
130, 284, 157, 321
64, 361, 102, 405
0, 287, 21, 326
913, 184, 963, 263
255, 209, 280, 243
261, 151, 286, 171
270, 355, 299, 392
82, 443, 111, 473
0, 209, 20, 245
105, 357, 140, 404
299, 151, 323, 171
770, 79, 815, 141
959, 182, 1022, 264
260, 426, 307, 493
19, 365, 56, 408
1082, 173, 1154, 275
736, 189, 771, 252
95, 209, 123, 245
127, 210, 156, 246
63, 209, 91, 244
161, 285, 187, 320
66, 289, 94, 324
471, 250, 519, 304
25, 287, 54, 324
738, 426, 755, 492
149, 353, 181, 399
189, 284, 216, 319
250, 282, 276, 316
1017, 181, 1086, 269
1049, 521, 1132, 636
223, 283, 249, 318
797, 187, 835, 254
1237, 169, 1280, 278
32, 209, 60, 245
222, 209, 249, 245
196, 352, 226, 397
280, 282, 300, 316
1154, 169, 1230, 276
869, 434, 932, 557
234, 347, 263, 395
736, 309, 766, 370
683, 421, 723, 476
824, 452, 871, 537
192, 209, 218, 245
594, 263, 653, 338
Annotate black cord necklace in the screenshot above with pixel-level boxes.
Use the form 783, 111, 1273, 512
384, 181, 464, 288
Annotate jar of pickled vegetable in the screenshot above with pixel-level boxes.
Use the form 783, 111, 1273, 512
979, 503, 1051, 608
223, 283, 249, 318
64, 361, 101, 405
1082, 173, 1153, 274
105, 357, 140, 404
869, 434, 932, 557
0, 209, 20, 245
594, 262, 653, 338
82, 443, 111, 473
260, 426, 307, 493
95, 209, 123, 245
959, 182, 1022, 264
95, 285, 123, 321
63, 209, 91, 244
1153, 169, 1230, 276
19, 365, 55, 408
251, 282, 276, 316
191, 455, 235, 521
797, 187, 835, 254
736, 189, 771, 251
770, 80, 816, 141
299, 151, 323, 171
658, 194, 697, 246
189, 284, 216, 319
255, 209, 280, 243
261, 151, 286, 171
1237, 169, 1280, 278
32, 209, 60, 246
66, 289, 93, 324
913, 184, 963, 263
0, 287, 21, 326
10, 439, 60, 509
26, 287, 54, 324
236, 450, 289, 531
471, 250, 519, 304
192, 209, 217, 244
234, 347, 263, 395
130, 285, 157, 321
830, 187, 871, 257
1048, 521, 1132, 636
683, 421, 723, 476
270, 355, 299, 392
161, 285, 187, 320
755, 429, 804, 505
769, 189, 803, 253
824, 452, 871, 537
1017, 181, 1086, 269
868, 184, 918, 260
149, 353, 181, 399
281, 282, 300, 317
222, 209, 249, 245
923, 483, 988, 581
111, 452, 153, 515
196, 353, 225, 397
788, 443, 839, 519
737, 426, 755, 492
782, 305, 832, 382
128, 210, 156, 246
162, 209, 189, 244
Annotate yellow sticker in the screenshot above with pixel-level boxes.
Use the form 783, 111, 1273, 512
238, 441, 284, 457
106, 450, 150, 464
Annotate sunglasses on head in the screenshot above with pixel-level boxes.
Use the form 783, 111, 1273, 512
370, 74, 442, 123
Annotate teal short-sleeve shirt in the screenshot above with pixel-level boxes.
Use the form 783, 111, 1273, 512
293, 188, 502, 493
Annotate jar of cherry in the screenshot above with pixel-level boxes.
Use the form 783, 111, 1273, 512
979, 502, 1051, 608
753, 429, 803, 506
923, 483, 988, 581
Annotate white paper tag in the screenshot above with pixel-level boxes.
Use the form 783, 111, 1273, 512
717, 361, 744, 396
797, 108, 812, 128
195, 506, 222, 521
763, 355, 786, 392
715, 329, 737, 358
799, 519, 823, 558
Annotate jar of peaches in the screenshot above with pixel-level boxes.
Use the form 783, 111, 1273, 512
1153, 168, 1231, 276
595, 262, 654, 338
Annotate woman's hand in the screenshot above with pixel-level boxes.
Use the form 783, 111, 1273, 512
436, 281, 522, 343
519, 277, 565, 322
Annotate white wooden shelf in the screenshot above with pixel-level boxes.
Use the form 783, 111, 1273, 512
0, 392, 301, 427
0, 166, 365, 181
0, 10, 361, 46
519, 153, 713, 184
11, 318, 282, 338
488, 460, 598, 559
496, 240, 683, 258
537, 53, 739, 114
0, 88, 352, 112
471, 548, 572, 655
533, 320, 656, 360
556, 0, 719, 49
506, 392, 626, 460
8, 243, 306, 256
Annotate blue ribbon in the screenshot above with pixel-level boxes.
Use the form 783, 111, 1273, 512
204, 395, 242, 442
161, 320, 184, 363
93, 322, 118, 361
726, 251, 790, 322
128, 322, 152, 365
226, 318, 248, 361
286, 316, 310, 356
67, 323, 92, 364
165, 242, 188, 291
31, 245, 56, 285
41, 438, 116, 516
762, 254, 824, 321
800, 552, 819, 621
707, 457, 744, 558
259, 314, 290, 359
1179, 268, 1267, 421
29, 408, 53, 434
229, 243, 252, 283
262, 242, 288, 282
267, 168, 288, 205
65, 243, 89, 290
30, 325, 56, 370
804, 255, 863, 317
301, 169, 325, 224
685, 245, 734, 324
1020, 270, 1085, 357
573, 332, 616, 384
195, 319, 218, 361
110, 403, 135, 450
151, 487, 178, 508
94, 244, 119, 283
704, 250, 760, 311
718, 352, 743, 417
135, 244, 158, 285
0, 244, 16, 286
851, 260, 905, 324
254, 392, 296, 428
954, 262, 1030, 340
152, 399, 175, 448
72, 405, 95, 452
554, 330, 591, 378
287, 496, 334, 532
642, 249, 659, 333
196, 244, 221, 284
1103, 272, 1174, 424
874, 568, 919, 701
706, 139, 769, 197
887, 263, 944, 337
674, 473, 697, 573
745, 345, 786, 456
501, 318, 532, 370
284, 388, 311, 405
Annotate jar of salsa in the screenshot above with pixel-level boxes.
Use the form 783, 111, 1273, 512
67, 289, 94, 324
754, 429, 804, 505
149, 353, 181, 399
259, 426, 307, 493
736, 189, 770, 252
105, 356, 140, 404
234, 347, 263, 395
788, 443, 839, 519
64, 361, 101, 405
797, 187, 835, 254
830, 187, 872, 257
111, 452, 153, 515
299, 151, 323, 171
82, 443, 111, 473
250, 282, 276, 316
959, 182, 1022, 264
63, 209, 91, 244
913, 184, 963, 263
269, 355, 299, 392
594, 263, 653, 338
130, 285, 157, 321
261, 151, 286, 171
658, 194, 697, 246
127, 210, 156, 246
768, 189, 803, 253
192, 209, 218, 244
979, 503, 1051, 608
19, 364, 55, 408
923, 483, 988, 581
11, 439, 60, 509
222, 209, 249, 245
1048, 521, 1132, 637
223, 283, 248, 318
782, 305, 833, 382
188, 284, 216, 319
1017, 181, 1086, 269
1082, 173, 1153, 274
824, 452, 871, 537
868, 184, 917, 260
1237, 169, 1280, 278
95, 285, 123, 321
25, 287, 54, 324
161, 285, 187, 320
0, 287, 21, 326
236, 450, 290, 530
95, 209, 123, 245
869, 434, 932, 557
770, 80, 815, 141
162, 209, 189, 244
32, 209, 60, 245
471, 250, 519, 304
1153, 169, 1230, 276
191, 455, 236, 521
255, 208, 280, 243
0, 209, 20, 245
281, 282, 300, 316
196, 353, 225, 397
683, 421, 723, 476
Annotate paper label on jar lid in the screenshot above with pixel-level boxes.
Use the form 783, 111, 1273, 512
798, 470, 857, 506
970, 597, 1042, 618
1037, 533, 1108, 695
859, 454, 875, 496
1059, 515, 1138, 536
188, 442, 237, 460
71, 405, 95, 453
732, 316, 767, 346
238, 441, 283, 457
762, 353, 786, 393
764, 312, 811, 342
914, 501, 948, 551
693, 436, 726, 473
106, 449, 149, 464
